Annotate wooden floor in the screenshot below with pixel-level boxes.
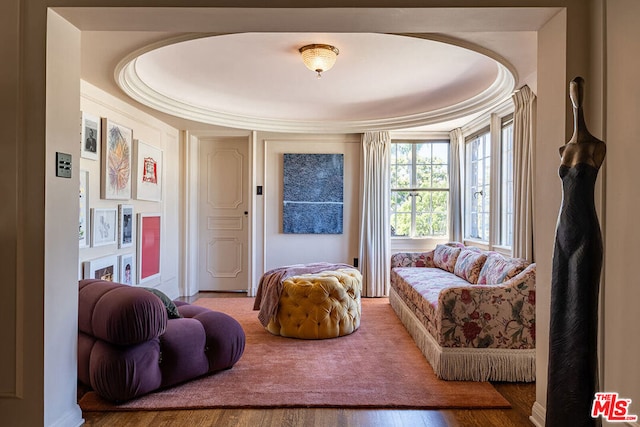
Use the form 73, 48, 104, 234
81, 292, 536, 427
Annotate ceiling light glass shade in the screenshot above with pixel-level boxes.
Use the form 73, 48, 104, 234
299, 44, 339, 77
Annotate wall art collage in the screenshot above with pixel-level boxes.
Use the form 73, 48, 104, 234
80, 111, 163, 285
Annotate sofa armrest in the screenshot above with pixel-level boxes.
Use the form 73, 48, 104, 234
78, 279, 168, 345
436, 263, 536, 349
390, 250, 436, 268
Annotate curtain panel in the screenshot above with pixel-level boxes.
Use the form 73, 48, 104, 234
449, 128, 464, 243
358, 131, 391, 297
512, 85, 536, 262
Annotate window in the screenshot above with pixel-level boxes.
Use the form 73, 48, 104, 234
500, 117, 514, 247
390, 141, 449, 238
463, 111, 514, 250
465, 130, 491, 241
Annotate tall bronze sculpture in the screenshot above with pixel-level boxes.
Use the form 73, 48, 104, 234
546, 77, 606, 426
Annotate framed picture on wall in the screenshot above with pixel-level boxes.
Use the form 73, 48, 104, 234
83, 255, 119, 282
91, 208, 117, 247
133, 140, 163, 202
119, 253, 135, 285
282, 153, 344, 234
80, 111, 100, 161
137, 213, 161, 284
79, 169, 90, 248
118, 204, 134, 249
101, 118, 132, 200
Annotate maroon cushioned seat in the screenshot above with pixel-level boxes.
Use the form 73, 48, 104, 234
159, 318, 209, 387
89, 338, 163, 402
78, 279, 246, 402
79, 279, 167, 345
195, 310, 247, 372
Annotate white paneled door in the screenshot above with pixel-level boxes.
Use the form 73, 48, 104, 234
198, 137, 249, 291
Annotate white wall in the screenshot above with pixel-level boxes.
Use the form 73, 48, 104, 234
259, 134, 361, 270
0, 1, 48, 424
603, 0, 640, 422
79, 81, 181, 299
44, 11, 83, 427
531, 9, 567, 425
532, 2, 640, 425
3, 2, 637, 427
0, 0, 20, 405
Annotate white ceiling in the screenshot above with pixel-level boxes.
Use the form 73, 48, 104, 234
118, 32, 512, 133
58, 7, 558, 133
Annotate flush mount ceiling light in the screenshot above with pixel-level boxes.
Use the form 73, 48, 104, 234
299, 44, 339, 78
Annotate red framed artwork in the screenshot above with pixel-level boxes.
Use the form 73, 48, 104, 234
137, 213, 161, 284
134, 140, 163, 202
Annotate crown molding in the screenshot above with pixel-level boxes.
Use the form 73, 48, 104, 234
115, 33, 516, 134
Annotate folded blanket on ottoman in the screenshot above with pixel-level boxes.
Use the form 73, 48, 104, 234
253, 262, 353, 327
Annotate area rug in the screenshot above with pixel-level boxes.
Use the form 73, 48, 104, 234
79, 297, 510, 411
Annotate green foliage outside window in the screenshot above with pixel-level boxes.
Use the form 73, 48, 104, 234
390, 142, 449, 237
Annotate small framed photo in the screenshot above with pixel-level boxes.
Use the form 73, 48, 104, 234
119, 253, 135, 285
79, 169, 90, 248
134, 140, 163, 202
118, 204, 134, 249
83, 255, 119, 282
91, 208, 117, 247
101, 118, 133, 200
81, 112, 100, 161
137, 213, 161, 284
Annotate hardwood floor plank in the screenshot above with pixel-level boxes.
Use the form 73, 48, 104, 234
82, 383, 535, 427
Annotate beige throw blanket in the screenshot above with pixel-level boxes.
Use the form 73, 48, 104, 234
253, 262, 354, 327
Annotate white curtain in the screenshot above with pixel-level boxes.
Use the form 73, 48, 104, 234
359, 131, 391, 297
448, 128, 464, 243
512, 85, 536, 262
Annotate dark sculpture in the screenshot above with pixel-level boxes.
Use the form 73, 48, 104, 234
546, 77, 606, 426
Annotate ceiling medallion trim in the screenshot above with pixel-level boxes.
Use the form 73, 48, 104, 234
115, 33, 516, 134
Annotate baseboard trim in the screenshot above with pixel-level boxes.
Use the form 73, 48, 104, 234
48, 404, 84, 427
529, 401, 545, 427
529, 399, 640, 426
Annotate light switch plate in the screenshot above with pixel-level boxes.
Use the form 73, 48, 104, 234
56, 152, 72, 178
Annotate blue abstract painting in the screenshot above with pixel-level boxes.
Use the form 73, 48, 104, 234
283, 153, 343, 234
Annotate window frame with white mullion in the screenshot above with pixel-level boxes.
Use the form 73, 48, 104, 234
390, 139, 450, 241
461, 101, 514, 254
464, 126, 491, 244
489, 113, 502, 249
499, 114, 514, 249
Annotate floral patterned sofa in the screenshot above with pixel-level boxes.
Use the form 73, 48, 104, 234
390, 242, 535, 382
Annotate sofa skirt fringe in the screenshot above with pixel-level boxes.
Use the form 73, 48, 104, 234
389, 288, 535, 382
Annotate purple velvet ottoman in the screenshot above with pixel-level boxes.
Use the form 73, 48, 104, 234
78, 279, 245, 402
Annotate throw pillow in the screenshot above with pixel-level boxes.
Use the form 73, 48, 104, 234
454, 249, 488, 283
433, 244, 462, 273
477, 253, 528, 284
141, 287, 183, 319
445, 241, 466, 249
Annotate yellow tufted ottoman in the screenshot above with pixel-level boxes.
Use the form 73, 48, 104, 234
265, 268, 362, 339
